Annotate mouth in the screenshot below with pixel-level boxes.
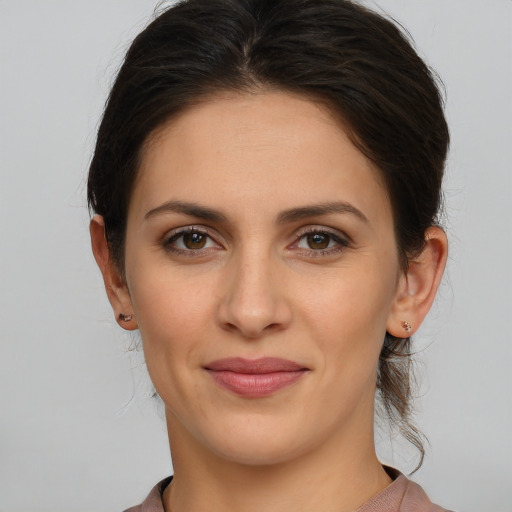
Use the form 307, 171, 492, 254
203, 357, 309, 398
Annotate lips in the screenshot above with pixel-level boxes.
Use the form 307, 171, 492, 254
204, 357, 308, 398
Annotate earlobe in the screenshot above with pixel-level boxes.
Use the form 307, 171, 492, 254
387, 226, 448, 337
90, 215, 138, 331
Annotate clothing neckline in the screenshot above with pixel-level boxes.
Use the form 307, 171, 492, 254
134, 466, 416, 512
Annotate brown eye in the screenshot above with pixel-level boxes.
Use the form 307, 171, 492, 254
183, 232, 207, 249
295, 229, 349, 256
164, 228, 219, 254
306, 233, 330, 250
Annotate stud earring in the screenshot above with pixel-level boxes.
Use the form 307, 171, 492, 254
119, 313, 134, 322
401, 320, 412, 333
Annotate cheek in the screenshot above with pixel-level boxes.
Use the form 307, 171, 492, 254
296, 260, 397, 370
126, 261, 218, 381
302, 266, 395, 330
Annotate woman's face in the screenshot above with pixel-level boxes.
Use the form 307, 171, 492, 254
122, 91, 403, 465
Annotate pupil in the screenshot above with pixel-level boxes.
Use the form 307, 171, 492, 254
308, 233, 329, 249
184, 232, 206, 249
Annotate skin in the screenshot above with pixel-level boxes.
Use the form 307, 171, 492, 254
91, 91, 447, 512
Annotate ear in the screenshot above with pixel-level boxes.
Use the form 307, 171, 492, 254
386, 226, 448, 337
90, 215, 138, 330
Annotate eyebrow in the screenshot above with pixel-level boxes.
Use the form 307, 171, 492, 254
144, 200, 368, 225
276, 201, 369, 225
145, 200, 229, 223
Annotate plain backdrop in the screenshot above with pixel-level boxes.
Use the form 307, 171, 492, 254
1, 1, 511, 510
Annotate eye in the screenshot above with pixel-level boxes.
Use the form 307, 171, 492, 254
294, 228, 349, 256
299, 232, 335, 250
179, 231, 209, 250
163, 227, 220, 254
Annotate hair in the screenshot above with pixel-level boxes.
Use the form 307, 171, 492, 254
88, 0, 449, 470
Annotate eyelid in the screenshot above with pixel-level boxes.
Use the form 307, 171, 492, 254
162, 225, 223, 252
289, 225, 351, 256
293, 225, 351, 243
164, 225, 215, 239
160, 224, 351, 257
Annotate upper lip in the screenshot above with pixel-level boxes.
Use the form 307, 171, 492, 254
204, 357, 307, 374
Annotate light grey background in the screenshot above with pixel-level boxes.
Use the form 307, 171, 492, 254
1, 1, 510, 510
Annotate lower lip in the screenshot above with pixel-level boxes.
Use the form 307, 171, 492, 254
207, 370, 307, 398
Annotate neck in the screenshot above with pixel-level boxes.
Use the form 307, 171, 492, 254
163, 411, 392, 512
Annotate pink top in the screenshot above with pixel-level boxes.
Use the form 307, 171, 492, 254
124, 467, 450, 512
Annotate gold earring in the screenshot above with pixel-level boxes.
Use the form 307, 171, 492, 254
119, 313, 134, 322
401, 320, 412, 333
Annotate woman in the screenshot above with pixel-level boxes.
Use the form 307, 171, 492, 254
88, 0, 450, 510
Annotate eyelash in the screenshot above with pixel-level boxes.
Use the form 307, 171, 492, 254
292, 228, 350, 258
162, 226, 220, 256
162, 226, 350, 258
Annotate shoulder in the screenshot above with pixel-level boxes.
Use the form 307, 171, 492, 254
356, 467, 452, 512
400, 477, 451, 512
122, 477, 172, 512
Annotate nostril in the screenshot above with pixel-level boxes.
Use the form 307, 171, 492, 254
221, 319, 282, 339
216, 279, 293, 338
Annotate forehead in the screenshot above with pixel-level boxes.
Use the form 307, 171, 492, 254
130, 91, 391, 226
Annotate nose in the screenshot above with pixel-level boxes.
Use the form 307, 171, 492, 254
216, 248, 292, 339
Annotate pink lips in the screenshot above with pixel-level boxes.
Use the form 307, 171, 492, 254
204, 357, 308, 398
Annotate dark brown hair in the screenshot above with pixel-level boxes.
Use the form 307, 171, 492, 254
88, 0, 449, 469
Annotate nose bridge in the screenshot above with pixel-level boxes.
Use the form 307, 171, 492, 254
217, 239, 290, 338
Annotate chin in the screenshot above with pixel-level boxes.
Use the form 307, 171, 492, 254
210, 439, 304, 467
198, 418, 316, 467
